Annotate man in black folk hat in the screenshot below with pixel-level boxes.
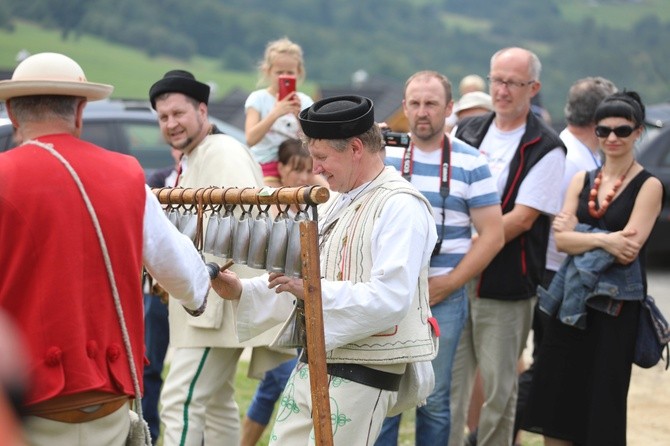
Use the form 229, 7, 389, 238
148, 70, 285, 446
212, 95, 439, 444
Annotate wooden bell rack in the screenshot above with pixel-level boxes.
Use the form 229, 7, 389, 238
153, 185, 334, 445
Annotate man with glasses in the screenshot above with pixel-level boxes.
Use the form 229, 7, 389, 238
376, 71, 504, 445
450, 47, 566, 446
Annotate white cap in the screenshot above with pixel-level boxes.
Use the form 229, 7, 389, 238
454, 91, 493, 116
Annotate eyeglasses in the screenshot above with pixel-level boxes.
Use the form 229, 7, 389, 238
487, 76, 536, 89
595, 125, 638, 138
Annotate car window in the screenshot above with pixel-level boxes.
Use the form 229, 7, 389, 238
0, 125, 15, 152
81, 121, 127, 155
122, 121, 173, 170
661, 145, 670, 168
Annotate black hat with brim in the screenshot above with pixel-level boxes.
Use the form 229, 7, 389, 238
299, 95, 374, 139
149, 69, 210, 109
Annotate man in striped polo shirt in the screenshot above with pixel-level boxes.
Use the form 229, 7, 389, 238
377, 70, 504, 445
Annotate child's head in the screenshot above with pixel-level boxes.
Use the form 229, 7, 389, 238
258, 37, 306, 89
277, 138, 313, 187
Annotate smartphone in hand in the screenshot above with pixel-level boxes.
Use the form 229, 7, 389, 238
278, 75, 296, 100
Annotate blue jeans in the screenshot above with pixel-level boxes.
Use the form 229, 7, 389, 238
247, 356, 298, 425
141, 293, 169, 444
375, 289, 468, 445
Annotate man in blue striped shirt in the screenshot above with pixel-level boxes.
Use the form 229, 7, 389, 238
376, 71, 504, 445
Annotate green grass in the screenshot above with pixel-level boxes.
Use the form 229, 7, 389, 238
440, 12, 492, 34
558, 0, 670, 29
437, 0, 670, 33
0, 20, 316, 101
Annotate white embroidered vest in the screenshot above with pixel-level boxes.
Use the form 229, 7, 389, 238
320, 168, 437, 365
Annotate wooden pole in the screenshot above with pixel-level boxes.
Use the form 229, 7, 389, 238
153, 185, 329, 207
300, 220, 333, 445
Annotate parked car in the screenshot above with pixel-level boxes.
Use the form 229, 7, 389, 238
637, 124, 670, 255
639, 101, 670, 151
0, 99, 246, 177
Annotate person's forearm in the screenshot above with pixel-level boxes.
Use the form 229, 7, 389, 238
502, 211, 535, 242
246, 111, 281, 147
555, 230, 606, 255
435, 231, 504, 296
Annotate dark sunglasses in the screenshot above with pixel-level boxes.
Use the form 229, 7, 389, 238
595, 125, 637, 138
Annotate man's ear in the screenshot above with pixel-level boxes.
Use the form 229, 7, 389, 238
74, 98, 87, 132
530, 80, 542, 98
198, 102, 208, 120
350, 137, 365, 160
4, 100, 18, 127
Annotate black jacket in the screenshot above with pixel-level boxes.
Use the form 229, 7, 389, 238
456, 111, 566, 300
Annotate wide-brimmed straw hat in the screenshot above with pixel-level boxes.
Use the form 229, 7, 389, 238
0, 52, 113, 101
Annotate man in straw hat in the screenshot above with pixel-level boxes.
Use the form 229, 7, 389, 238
148, 70, 291, 446
0, 52, 216, 445
212, 95, 439, 444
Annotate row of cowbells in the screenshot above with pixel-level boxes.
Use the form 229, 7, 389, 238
166, 206, 305, 277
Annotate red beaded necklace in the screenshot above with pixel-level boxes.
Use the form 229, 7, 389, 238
588, 160, 636, 219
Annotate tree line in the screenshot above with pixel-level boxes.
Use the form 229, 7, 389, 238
3, 0, 670, 120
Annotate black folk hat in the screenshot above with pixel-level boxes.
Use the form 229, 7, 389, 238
299, 95, 374, 139
149, 69, 210, 109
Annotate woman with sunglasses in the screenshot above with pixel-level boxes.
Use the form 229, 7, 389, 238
521, 91, 664, 445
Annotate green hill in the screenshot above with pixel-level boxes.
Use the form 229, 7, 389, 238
3, 0, 670, 122
558, 0, 670, 27
0, 20, 283, 101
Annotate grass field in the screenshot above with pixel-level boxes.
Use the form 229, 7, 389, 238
558, 0, 670, 28
437, 0, 670, 36
0, 20, 317, 102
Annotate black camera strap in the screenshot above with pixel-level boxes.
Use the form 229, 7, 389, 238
401, 135, 452, 199
401, 134, 451, 254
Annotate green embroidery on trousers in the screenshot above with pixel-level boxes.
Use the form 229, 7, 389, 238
329, 375, 349, 387
275, 365, 301, 423
179, 347, 211, 446
271, 362, 354, 439
329, 386, 352, 436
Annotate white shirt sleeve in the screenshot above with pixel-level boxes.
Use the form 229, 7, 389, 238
515, 147, 566, 216
142, 185, 209, 311
236, 192, 436, 352
236, 274, 297, 341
